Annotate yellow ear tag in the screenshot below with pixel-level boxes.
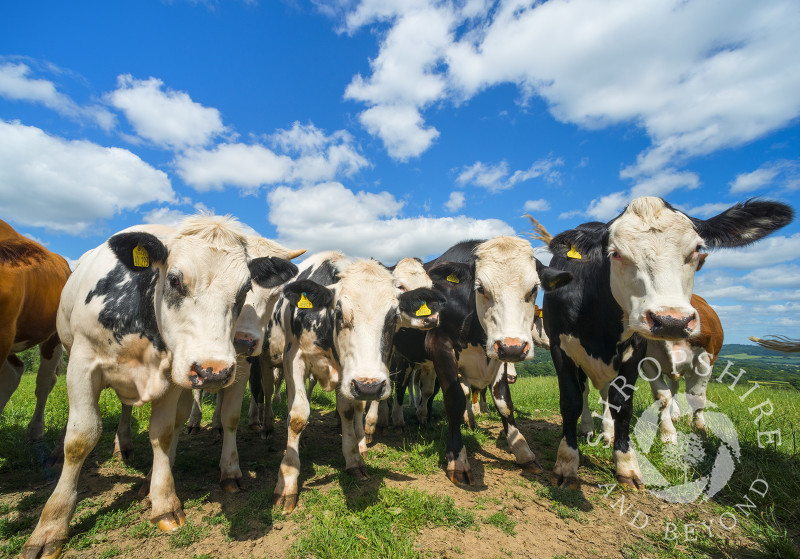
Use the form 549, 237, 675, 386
132, 245, 149, 267
446, 274, 460, 283
567, 245, 582, 259
297, 293, 313, 309
538, 309, 543, 319
415, 302, 432, 317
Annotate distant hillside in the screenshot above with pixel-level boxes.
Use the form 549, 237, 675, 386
516, 343, 800, 389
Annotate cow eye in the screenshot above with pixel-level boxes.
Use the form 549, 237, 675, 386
609, 249, 622, 261
167, 273, 181, 290
524, 286, 537, 303
475, 282, 485, 295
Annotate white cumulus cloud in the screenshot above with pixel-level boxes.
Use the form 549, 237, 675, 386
267, 181, 514, 262
107, 74, 227, 150
444, 191, 465, 212
523, 199, 551, 213
0, 119, 173, 233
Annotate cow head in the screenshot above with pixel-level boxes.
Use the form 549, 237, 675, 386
471, 236, 571, 362
532, 305, 549, 350
387, 257, 444, 329
109, 215, 296, 391
607, 197, 793, 340
233, 236, 304, 356
285, 259, 434, 401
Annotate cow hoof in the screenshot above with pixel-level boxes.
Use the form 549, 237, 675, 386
345, 466, 369, 480
153, 509, 186, 532
249, 423, 263, 433
550, 474, 579, 490
446, 468, 473, 485
520, 459, 543, 475
660, 431, 678, 445
185, 425, 201, 435
212, 428, 223, 443
272, 493, 298, 512
220, 478, 243, 493
113, 448, 134, 462
364, 432, 373, 444
20, 539, 66, 559
616, 474, 645, 491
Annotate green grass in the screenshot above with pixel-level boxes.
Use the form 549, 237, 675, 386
288, 484, 475, 559
483, 510, 517, 535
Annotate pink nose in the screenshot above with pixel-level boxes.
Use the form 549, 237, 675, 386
493, 338, 530, 362
189, 360, 235, 388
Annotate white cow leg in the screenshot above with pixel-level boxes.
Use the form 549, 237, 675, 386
305, 374, 316, 401
273, 367, 283, 407
27, 342, 63, 441
687, 354, 711, 433
147, 385, 187, 532
219, 357, 250, 492
492, 375, 541, 473
209, 389, 224, 441
0, 357, 24, 416
416, 366, 436, 425
113, 403, 135, 462
338, 393, 368, 479
273, 350, 309, 512
579, 377, 594, 438
462, 382, 476, 429
185, 389, 204, 434
21, 355, 103, 559
552, 437, 580, 489
649, 373, 677, 444
260, 363, 277, 439
600, 384, 614, 446
364, 400, 379, 444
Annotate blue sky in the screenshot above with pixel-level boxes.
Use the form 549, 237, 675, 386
1, 0, 799, 344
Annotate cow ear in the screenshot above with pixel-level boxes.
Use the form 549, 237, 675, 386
108, 232, 168, 272
536, 259, 572, 291
398, 287, 446, 316
690, 199, 794, 248
427, 262, 473, 286
249, 257, 298, 288
283, 279, 334, 310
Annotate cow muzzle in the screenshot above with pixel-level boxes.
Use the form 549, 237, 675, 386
493, 338, 530, 363
189, 361, 235, 389
646, 310, 698, 339
234, 333, 260, 356
350, 377, 387, 400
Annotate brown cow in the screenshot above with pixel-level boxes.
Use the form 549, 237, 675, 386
0, 219, 70, 440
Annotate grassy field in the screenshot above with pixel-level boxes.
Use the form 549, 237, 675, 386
1, 359, 800, 558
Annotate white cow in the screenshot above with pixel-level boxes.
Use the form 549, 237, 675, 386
21, 216, 296, 559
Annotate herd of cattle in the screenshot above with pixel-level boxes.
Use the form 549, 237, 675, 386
0, 195, 794, 559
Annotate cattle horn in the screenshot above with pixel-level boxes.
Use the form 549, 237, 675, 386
288, 249, 307, 259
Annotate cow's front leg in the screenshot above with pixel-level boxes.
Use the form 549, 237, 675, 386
260, 362, 278, 439
687, 354, 711, 433
113, 404, 134, 461
27, 337, 62, 441
462, 382, 476, 429
427, 332, 472, 485
21, 354, 103, 559
338, 394, 368, 479
391, 371, 408, 430
147, 386, 187, 531
209, 389, 224, 441
579, 377, 594, 438
551, 347, 582, 489
185, 389, 204, 435
247, 356, 264, 432
492, 364, 542, 474
415, 364, 436, 425
648, 370, 678, 444
218, 357, 251, 493
364, 400, 379, 444
609, 349, 645, 490
273, 349, 309, 512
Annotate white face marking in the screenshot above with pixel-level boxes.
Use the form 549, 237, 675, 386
608, 197, 703, 340
473, 237, 540, 360
391, 257, 432, 291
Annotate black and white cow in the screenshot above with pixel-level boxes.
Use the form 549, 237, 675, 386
21, 216, 296, 559
544, 197, 792, 490
394, 236, 572, 484
250, 252, 442, 511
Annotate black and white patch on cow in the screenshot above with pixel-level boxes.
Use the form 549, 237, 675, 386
545, 196, 792, 491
